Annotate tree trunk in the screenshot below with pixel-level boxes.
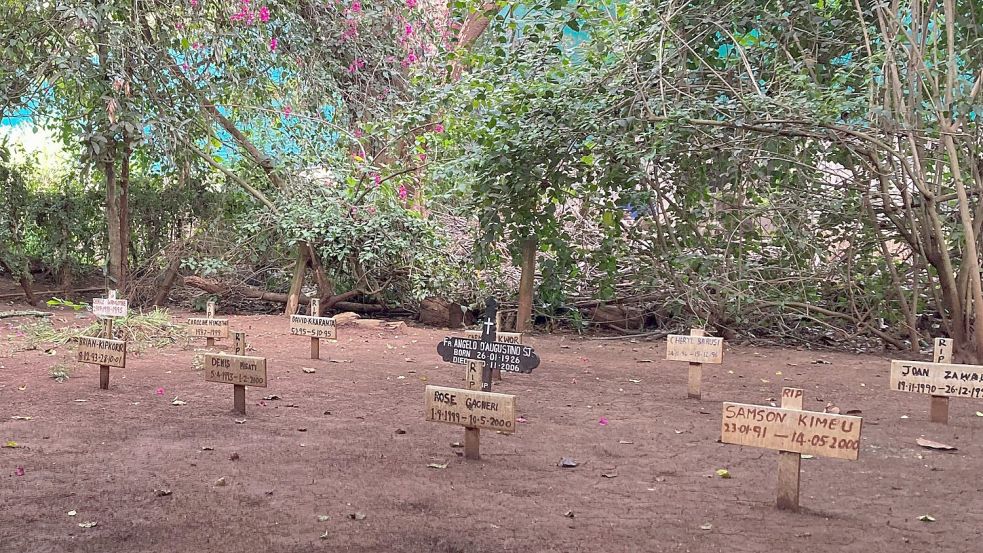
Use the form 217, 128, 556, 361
105, 142, 124, 292
285, 245, 310, 315
183, 276, 386, 313
119, 137, 131, 291
516, 238, 537, 332
153, 248, 184, 307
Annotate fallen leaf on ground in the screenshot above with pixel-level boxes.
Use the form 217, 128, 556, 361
317, 515, 330, 522
801, 454, 814, 460
975, 412, 983, 417
319, 530, 330, 539
450, 442, 463, 448
14, 466, 25, 476
427, 463, 448, 469
564, 510, 575, 518
516, 416, 528, 423
78, 521, 97, 528
916, 438, 957, 451
715, 469, 731, 479
302, 368, 316, 374
618, 440, 634, 445
329, 359, 351, 363
298, 428, 307, 432
234, 419, 246, 424
201, 446, 214, 451
598, 417, 609, 426
262, 395, 281, 401
845, 409, 862, 415
700, 522, 713, 531
11, 416, 32, 421
214, 477, 227, 487
4, 441, 20, 448
18, 385, 27, 391
628, 379, 641, 383
349, 512, 367, 521
153, 489, 172, 497
68, 511, 77, 517
812, 359, 832, 365
637, 359, 653, 363
601, 471, 618, 478
559, 457, 579, 468
171, 399, 187, 406
229, 452, 240, 461
918, 515, 936, 522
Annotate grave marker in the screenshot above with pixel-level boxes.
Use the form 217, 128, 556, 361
431, 299, 535, 460
77, 336, 127, 390
83, 289, 128, 389
720, 389, 863, 511
188, 300, 229, 347
666, 329, 724, 399
205, 333, 266, 416
425, 385, 517, 460
92, 289, 128, 318
890, 347, 983, 423
290, 298, 336, 359
464, 329, 522, 382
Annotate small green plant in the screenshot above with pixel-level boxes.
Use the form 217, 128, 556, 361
46, 297, 88, 311
50, 364, 71, 382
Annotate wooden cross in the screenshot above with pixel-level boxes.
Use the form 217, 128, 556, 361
288, 297, 337, 359
890, 339, 983, 424
720, 389, 863, 511
204, 335, 267, 416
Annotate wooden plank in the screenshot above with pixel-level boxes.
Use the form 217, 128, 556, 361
720, 403, 862, 460
232, 332, 248, 414
667, 333, 724, 364
77, 336, 127, 368
465, 360, 483, 391
777, 387, 804, 511
686, 328, 705, 399
204, 354, 268, 388
930, 338, 953, 423
465, 330, 523, 344
92, 298, 128, 318
290, 315, 337, 339
424, 385, 516, 434
188, 318, 230, 338
464, 427, 480, 460
889, 360, 983, 399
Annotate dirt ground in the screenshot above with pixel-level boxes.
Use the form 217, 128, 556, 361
1, 304, 981, 553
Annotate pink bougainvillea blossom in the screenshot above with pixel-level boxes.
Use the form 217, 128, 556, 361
190, 0, 199, 7
155, 387, 165, 396
192, 41, 202, 50
418, 153, 427, 162
353, 128, 363, 138
351, 1, 362, 13
433, 123, 445, 133
405, 24, 413, 36
181, 62, 190, 71
406, 0, 418, 7
15, 466, 25, 476
402, 52, 417, 67
347, 58, 366, 73
269, 36, 278, 51
372, 173, 382, 186
175, 22, 185, 30
282, 105, 292, 116
259, 5, 270, 22
397, 184, 409, 200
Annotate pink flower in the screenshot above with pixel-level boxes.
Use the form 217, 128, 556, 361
406, 0, 417, 7
353, 128, 363, 138
418, 153, 427, 162
598, 417, 609, 426
182, 62, 190, 71
192, 41, 202, 50
397, 184, 408, 200
367, 206, 377, 215
190, 0, 199, 6
351, 1, 361, 13
175, 22, 185, 30
434, 123, 445, 133
269, 36, 278, 51
259, 5, 270, 22
155, 387, 165, 396
15, 466, 25, 476
405, 24, 413, 36
283, 105, 292, 116
372, 173, 382, 185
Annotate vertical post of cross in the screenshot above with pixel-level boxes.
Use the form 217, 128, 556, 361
687, 328, 706, 399
233, 331, 247, 415
100, 316, 113, 390
206, 300, 216, 348
930, 338, 953, 423
310, 298, 320, 360
776, 387, 804, 511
